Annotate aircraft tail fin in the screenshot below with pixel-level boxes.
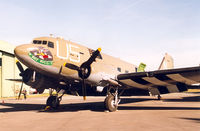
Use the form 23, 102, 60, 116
158, 53, 174, 70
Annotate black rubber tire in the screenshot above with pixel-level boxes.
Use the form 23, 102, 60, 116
104, 94, 118, 112
46, 96, 60, 109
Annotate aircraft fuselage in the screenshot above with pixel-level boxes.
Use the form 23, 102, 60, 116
15, 36, 136, 86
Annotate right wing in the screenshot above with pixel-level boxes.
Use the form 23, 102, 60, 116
117, 66, 200, 95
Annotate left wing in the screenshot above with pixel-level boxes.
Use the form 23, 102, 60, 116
117, 66, 200, 95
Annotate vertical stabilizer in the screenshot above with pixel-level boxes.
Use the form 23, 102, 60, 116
158, 53, 174, 70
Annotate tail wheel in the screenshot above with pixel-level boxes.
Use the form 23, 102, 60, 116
46, 96, 60, 109
104, 94, 118, 112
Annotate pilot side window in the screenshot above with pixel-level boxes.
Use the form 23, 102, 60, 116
48, 41, 54, 48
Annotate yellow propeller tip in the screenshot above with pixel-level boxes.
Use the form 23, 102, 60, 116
63, 62, 67, 66
98, 48, 101, 52
16, 60, 19, 63
44, 106, 51, 111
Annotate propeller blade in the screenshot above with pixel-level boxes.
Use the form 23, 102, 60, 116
64, 63, 80, 71
6, 79, 23, 82
83, 48, 101, 68
18, 82, 23, 100
16, 60, 24, 74
81, 78, 86, 100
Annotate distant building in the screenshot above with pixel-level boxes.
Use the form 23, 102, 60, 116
0, 40, 30, 98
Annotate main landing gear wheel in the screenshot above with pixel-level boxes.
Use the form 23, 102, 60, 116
46, 96, 60, 109
104, 94, 118, 112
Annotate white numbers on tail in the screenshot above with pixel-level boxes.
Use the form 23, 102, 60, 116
56, 40, 80, 63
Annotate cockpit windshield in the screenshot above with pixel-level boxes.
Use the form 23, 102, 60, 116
33, 40, 54, 48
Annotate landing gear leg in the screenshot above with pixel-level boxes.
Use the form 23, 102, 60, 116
46, 89, 65, 109
157, 94, 162, 100
104, 87, 121, 112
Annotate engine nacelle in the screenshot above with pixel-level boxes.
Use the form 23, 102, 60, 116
23, 69, 58, 93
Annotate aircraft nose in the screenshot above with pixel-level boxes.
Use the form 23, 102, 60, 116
14, 44, 32, 61
14, 45, 28, 56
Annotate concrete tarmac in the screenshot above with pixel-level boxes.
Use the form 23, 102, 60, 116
0, 93, 199, 131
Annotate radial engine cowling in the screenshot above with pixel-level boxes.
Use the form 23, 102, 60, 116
22, 69, 58, 93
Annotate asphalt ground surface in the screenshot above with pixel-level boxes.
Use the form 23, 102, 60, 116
0, 93, 199, 131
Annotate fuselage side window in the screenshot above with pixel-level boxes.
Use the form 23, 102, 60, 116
48, 41, 54, 48
135, 67, 138, 72
117, 67, 121, 72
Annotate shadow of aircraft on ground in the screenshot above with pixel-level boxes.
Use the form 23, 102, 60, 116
0, 96, 199, 113
162, 95, 200, 102
177, 117, 200, 123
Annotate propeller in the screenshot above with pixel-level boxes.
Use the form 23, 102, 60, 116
16, 60, 25, 99
64, 48, 101, 100
16, 60, 24, 75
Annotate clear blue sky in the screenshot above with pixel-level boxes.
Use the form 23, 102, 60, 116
0, 0, 200, 70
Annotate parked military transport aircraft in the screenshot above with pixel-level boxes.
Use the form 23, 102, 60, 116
13, 36, 200, 112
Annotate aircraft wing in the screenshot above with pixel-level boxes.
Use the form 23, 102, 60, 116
117, 66, 200, 95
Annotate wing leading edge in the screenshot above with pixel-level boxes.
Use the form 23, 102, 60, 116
117, 66, 200, 95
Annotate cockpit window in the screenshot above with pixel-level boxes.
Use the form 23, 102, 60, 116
33, 40, 39, 44
38, 41, 42, 44
48, 41, 54, 48
33, 40, 42, 44
33, 40, 54, 48
42, 41, 47, 45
